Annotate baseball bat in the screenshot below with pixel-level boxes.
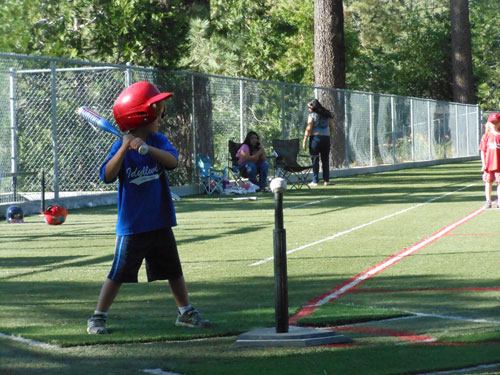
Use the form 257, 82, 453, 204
77, 106, 148, 155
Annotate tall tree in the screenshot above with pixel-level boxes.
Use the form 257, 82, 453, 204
184, 1, 215, 160
314, 0, 346, 168
450, 0, 475, 103
314, 0, 346, 90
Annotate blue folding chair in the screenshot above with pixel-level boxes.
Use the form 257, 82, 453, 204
197, 153, 227, 195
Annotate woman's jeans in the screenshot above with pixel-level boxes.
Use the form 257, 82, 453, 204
240, 161, 269, 189
309, 135, 331, 183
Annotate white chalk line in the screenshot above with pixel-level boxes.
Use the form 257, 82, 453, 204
307, 203, 484, 307
0, 332, 61, 350
284, 196, 339, 210
416, 363, 500, 375
143, 369, 183, 375
372, 311, 500, 325
250, 183, 476, 266
0, 330, 214, 351
412, 311, 500, 324
338, 310, 500, 327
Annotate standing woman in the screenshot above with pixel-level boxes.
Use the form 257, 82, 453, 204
302, 99, 334, 186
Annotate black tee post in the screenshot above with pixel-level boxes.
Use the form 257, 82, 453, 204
273, 182, 288, 333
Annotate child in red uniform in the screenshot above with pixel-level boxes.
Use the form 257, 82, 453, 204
480, 113, 500, 208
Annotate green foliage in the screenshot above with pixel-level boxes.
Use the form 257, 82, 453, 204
1, 0, 499, 108
181, 0, 312, 83
0, 0, 190, 68
469, 0, 500, 110
344, 0, 452, 99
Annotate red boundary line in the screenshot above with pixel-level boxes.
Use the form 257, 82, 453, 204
446, 233, 500, 236
326, 326, 435, 342
289, 205, 485, 325
350, 287, 500, 294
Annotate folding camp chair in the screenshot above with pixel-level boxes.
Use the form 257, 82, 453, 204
227, 140, 248, 187
197, 153, 227, 195
272, 138, 317, 190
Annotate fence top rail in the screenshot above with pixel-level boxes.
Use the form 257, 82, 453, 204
0, 52, 156, 72
0, 52, 480, 109
167, 70, 480, 109
4, 66, 124, 74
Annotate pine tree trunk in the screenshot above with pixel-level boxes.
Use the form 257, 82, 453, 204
314, 0, 346, 168
450, 0, 475, 104
191, 0, 214, 159
314, 0, 345, 90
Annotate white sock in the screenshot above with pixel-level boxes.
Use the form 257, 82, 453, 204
178, 304, 192, 315
94, 310, 107, 318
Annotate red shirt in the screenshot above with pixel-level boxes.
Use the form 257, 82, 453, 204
480, 132, 500, 172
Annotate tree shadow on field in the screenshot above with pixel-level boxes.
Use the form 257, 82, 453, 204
1, 269, 499, 344
3, 333, 500, 375
0, 254, 114, 281
174, 163, 483, 215
175, 223, 268, 246
2, 271, 500, 374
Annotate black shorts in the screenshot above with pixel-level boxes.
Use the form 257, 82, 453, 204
107, 227, 183, 283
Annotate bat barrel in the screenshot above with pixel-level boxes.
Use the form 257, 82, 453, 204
78, 106, 147, 155
78, 106, 122, 138
78, 106, 102, 124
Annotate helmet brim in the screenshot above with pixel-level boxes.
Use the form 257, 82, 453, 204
146, 92, 173, 106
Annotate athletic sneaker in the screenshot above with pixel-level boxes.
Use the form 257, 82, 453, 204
485, 200, 492, 209
308, 182, 318, 187
175, 307, 211, 328
87, 314, 109, 334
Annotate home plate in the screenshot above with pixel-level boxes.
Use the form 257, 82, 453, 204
232, 325, 351, 348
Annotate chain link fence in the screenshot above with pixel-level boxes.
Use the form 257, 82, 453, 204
0, 53, 481, 204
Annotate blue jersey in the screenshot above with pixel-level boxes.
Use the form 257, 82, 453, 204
100, 133, 178, 236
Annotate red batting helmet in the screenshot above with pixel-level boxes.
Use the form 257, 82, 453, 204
113, 81, 172, 132
41, 205, 68, 225
488, 113, 500, 123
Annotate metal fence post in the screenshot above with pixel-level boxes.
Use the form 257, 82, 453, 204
465, 106, 470, 156
369, 94, 374, 166
50, 61, 60, 199
125, 62, 133, 87
9, 68, 17, 199
410, 98, 415, 161
391, 95, 396, 164
478, 105, 482, 154
281, 83, 286, 139
455, 104, 459, 157
427, 100, 431, 160
191, 73, 197, 184
344, 93, 349, 168
443, 116, 447, 159
240, 79, 244, 142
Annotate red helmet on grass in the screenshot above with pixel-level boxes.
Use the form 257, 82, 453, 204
113, 81, 172, 132
41, 205, 68, 225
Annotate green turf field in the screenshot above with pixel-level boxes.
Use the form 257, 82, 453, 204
2, 160, 500, 375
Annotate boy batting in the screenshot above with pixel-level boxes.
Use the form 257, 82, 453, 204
87, 81, 210, 334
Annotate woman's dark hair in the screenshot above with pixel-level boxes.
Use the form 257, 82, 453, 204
308, 99, 333, 119
243, 131, 261, 154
